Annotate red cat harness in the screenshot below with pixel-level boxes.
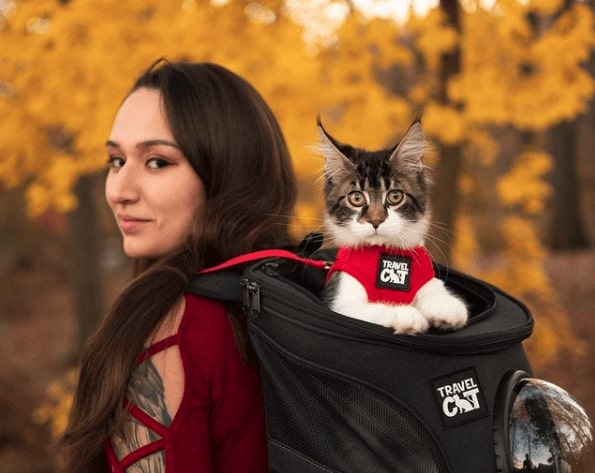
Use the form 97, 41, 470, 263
326, 246, 435, 304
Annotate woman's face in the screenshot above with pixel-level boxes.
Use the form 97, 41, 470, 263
105, 87, 206, 259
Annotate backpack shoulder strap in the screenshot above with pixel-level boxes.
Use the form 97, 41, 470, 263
186, 248, 328, 304
186, 270, 244, 304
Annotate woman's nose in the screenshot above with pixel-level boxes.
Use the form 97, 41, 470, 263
105, 165, 140, 206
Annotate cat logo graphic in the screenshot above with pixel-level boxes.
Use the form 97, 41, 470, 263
376, 254, 411, 291
431, 368, 489, 428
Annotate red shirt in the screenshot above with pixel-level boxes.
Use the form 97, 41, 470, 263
105, 294, 268, 472
327, 246, 435, 304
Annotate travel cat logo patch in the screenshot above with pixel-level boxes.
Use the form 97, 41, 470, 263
376, 254, 411, 291
431, 368, 488, 428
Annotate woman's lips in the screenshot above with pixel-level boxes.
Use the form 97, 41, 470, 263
118, 216, 150, 233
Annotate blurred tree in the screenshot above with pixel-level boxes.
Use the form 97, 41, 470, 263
68, 173, 104, 348
544, 0, 591, 250
430, 0, 463, 264
577, 32, 595, 242
434, 0, 594, 365
576, 40, 595, 241
546, 118, 590, 249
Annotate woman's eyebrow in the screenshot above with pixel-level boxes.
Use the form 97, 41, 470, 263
104, 139, 180, 150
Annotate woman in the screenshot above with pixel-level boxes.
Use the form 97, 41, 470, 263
61, 59, 297, 473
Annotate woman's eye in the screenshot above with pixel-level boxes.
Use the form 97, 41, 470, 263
386, 190, 405, 206
107, 156, 125, 169
347, 191, 366, 207
147, 157, 171, 169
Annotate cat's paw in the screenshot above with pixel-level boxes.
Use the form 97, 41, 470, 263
390, 306, 430, 335
422, 294, 468, 330
416, 279, 468, 331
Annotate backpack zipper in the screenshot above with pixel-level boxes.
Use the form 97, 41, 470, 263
241, 279, 261, 317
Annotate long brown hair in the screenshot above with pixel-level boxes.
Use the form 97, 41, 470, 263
61, 59, 297, 472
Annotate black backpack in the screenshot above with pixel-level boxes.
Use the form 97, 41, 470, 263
187, 236, 592, 473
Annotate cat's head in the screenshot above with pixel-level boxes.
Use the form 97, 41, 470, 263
318, 119, 432, 249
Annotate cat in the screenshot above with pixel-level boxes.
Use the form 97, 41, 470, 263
318, 118, 468, 335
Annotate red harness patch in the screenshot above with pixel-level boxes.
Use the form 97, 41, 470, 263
327, 246, 435, 304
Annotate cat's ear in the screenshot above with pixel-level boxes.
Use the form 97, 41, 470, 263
317, 118, 358, 179
390, 121, 425, 172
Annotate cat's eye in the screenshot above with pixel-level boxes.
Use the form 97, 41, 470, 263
386, 190, 405, 206
347, 191, 366, 207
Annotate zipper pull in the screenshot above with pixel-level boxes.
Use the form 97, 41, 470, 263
241, 279, 261, 317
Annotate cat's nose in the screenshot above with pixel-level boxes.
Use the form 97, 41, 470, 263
364, 204, 387, 230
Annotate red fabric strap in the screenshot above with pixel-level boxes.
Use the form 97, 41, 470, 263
135, 334, 179, 365
123, 398, 170, 437
119, 439, 167, 469
104, 403, 168, 471
199, 249, 329, 275
104, 439, 124, 473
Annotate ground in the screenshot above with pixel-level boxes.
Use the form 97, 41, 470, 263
0, 248, 593, 472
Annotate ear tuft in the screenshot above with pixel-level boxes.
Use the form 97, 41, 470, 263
390, 121, 425, 172
315, 119, 357, 180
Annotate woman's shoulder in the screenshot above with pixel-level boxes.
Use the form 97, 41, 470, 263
181, 292, 231, 334
179, 293, 234, 354
183, 291, 228, 316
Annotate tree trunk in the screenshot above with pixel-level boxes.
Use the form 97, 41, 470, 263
429, 0, 463, 265
575, 1, 595, 245
68, 172, 104, 350
576, 86, 595, 245
539, 0, 592, 250
546, 119, 590, 249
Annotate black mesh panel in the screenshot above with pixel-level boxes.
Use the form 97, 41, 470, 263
251, 331, 450, 473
